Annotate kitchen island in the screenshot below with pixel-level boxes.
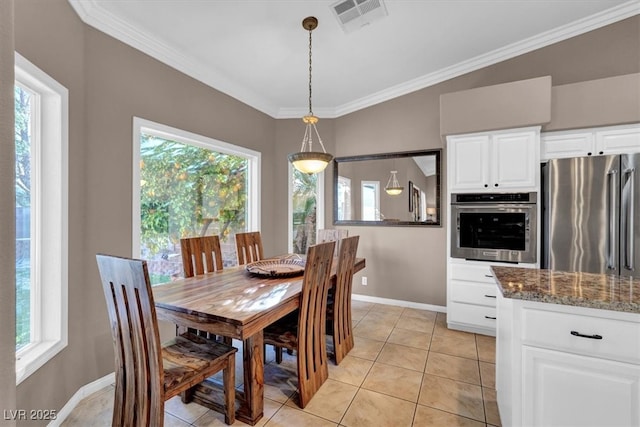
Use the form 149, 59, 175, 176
491, 266, 640, 427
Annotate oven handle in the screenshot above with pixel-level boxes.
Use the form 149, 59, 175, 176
450, 203, 536, 209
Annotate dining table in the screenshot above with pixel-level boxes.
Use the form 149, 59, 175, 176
152, 254, 366, 425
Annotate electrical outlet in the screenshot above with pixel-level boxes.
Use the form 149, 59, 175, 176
361, 276, 368, 286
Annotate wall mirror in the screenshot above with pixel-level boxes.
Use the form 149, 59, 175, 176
333, 149, 441, 226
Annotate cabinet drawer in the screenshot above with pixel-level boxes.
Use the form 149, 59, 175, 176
450, 280, 497, 307
522, 308, 640, 364
449, 302, 497, 329
450, 263, 496, 284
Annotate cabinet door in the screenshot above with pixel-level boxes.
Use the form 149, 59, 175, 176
448, 134, 491, 191
522, 346, 640, 427
541, 132, 595, 160
492, 131, 537, 189
597, 127, 640, 155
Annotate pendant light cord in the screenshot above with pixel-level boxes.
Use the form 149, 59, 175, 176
308, 26, 313, 116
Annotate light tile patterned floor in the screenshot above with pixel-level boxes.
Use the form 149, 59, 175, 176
61, 301, 501, 426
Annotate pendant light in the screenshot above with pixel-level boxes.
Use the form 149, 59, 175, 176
288, 16, 333, 175
385, 170, 404, 195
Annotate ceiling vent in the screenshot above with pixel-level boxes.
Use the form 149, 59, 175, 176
331, 0, 388, 33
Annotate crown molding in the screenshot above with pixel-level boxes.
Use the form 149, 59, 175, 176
278, 0, 640, 118
69, 0, 639, 119
67, 0, 279, 117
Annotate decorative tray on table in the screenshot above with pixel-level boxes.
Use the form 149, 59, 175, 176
245, 256, 306, 277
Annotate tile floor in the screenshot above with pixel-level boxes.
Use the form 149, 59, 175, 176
62, 301, 500, 426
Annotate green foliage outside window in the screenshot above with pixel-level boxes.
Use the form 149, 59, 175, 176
292, 169, 317, 254
139, 134, 249, 282
15, 85, 32, 350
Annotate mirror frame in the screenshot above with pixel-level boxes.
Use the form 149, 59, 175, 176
333, 149, 442, 227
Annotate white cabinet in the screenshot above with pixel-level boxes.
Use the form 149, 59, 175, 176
541, 123, 640, 161
497, 296, 640, 427
522, 346, 640, 427
448, 127, 539, 192
447, 260, 536, 336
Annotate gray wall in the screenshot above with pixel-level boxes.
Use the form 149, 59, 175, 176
0, 0, 16, 424
3, 1, 639, 420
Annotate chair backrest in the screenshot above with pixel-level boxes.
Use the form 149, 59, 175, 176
296, 240, 336, 408
180, 235, 223, 277
317, 229, 348, 256
95, 254, 164, 426
235, 231, 264, 265
332, 235, 359, 364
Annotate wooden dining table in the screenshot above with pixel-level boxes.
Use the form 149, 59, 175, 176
153, 255, 366, 425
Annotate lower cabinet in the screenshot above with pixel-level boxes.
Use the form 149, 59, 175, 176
447, 259, 535, 336
497, 294, 640, 427
522, 346, 640, 427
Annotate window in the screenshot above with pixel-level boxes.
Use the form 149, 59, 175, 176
337, 176, 352, 221
132, 118, 260, 283
361, 181, 380, 220
289, 166, 324, 254
14, 53, 69, 384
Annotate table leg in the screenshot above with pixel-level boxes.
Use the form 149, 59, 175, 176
236, 332, 264, 425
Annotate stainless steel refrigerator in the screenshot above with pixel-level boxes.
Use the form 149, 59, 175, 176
542, 153, 639, 278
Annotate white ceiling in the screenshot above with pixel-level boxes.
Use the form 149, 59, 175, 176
69, 0, 638, 118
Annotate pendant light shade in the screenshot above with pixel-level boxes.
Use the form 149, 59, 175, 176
288, 17, 333, 174
385, 170, 404, 195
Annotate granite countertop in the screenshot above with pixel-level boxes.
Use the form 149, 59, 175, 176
490, 266, 640, 314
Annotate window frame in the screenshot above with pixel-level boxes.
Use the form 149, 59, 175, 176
132, 117, 261, 258
287, 164, 325, 254
14, 52, 69, 385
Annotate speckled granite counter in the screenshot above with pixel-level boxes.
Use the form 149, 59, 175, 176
491, 266, 640, 314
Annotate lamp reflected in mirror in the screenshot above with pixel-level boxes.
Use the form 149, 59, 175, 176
384, 171, 404, 196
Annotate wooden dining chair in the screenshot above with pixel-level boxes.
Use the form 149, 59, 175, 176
263, 240, 336, 409
327, 235, 359, 364
96, 254, 237, 426
179, 235, 229, 343
317, 228, 348, 256
235, 231, 264, 265
180, 235, 223, 277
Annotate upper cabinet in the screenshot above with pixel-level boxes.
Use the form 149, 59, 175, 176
541, 123, 640, 161
448, 127, 540, 192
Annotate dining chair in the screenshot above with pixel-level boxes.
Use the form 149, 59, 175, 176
235, 231, 264, 265
326, 235, 359, 364
263, 240, 336, 409
95, 254, 237, 426
317, 228, 348, 256
179, 235, 230, 344
180, 235, 223, 277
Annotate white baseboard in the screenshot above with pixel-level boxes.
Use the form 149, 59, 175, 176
48, 372, 115, 427
352, 294, 446, 313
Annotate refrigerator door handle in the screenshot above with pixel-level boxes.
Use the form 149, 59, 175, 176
622, 167, 635, 271
607, 169, 618, 271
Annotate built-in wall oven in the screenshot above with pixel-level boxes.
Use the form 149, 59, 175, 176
450, 192, 537, 263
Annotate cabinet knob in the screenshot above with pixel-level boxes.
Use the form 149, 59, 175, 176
587, 152, 592, 156
484, 184, 488, 188
494, 183, 499, 187
599, 151, 604, 155
485, 316, 497, 320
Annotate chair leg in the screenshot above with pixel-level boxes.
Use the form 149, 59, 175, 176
180, 387, 195, 404
275, 346, 283, 364
224, 355, 236, 425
